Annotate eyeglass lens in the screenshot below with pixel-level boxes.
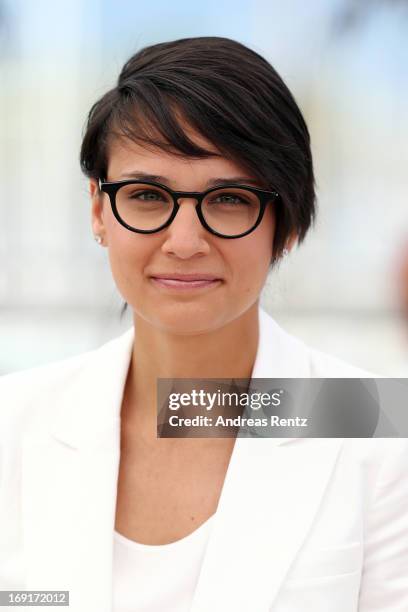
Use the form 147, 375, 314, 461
114, 183, 262, 236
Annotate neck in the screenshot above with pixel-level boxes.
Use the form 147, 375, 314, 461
123, 302, 260, 427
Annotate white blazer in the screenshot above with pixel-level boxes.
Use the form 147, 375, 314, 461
0, 307, 407, 612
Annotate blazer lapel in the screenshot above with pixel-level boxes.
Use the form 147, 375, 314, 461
191, 307, 344, 611
22, 429, 120, 611
21, 328, 134, 612
190, 436, 344, 612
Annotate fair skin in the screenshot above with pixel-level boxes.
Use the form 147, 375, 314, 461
90, 124, 296, 544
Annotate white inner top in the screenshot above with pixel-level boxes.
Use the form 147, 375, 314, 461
112, 514, 215, 612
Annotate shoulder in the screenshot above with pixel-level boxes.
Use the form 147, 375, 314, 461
0, 328, 133, 436
258, 307, 377, 378
0, 343, 96, 394
307, 346, 376, 378
0, 349, 91, 437
340, 437, 408, 472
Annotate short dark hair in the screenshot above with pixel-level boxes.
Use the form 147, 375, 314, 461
80, 36, 316, 264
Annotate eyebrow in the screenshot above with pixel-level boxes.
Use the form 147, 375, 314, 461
117, 171, 262, 188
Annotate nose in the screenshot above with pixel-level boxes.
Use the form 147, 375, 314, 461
160, 197, 211, 259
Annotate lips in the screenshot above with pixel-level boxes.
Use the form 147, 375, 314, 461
149, 274, 222, 291
150, 273, 221, 281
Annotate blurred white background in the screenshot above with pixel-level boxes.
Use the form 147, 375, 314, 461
1, 0, 408, 375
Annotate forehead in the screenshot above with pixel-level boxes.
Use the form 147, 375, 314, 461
105, 131, 256, 185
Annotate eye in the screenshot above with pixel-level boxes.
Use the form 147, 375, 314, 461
131, 190, 166, 201
210, 193, 251, 205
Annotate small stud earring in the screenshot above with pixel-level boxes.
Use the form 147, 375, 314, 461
94, 235, 103, 245
282, 248, 289, 258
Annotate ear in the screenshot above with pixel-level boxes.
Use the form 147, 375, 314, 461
90, 179, 107, 245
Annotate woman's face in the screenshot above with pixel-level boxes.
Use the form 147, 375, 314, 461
90, 128, 278, 335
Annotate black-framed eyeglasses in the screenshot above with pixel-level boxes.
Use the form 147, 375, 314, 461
98, 178, 280, 239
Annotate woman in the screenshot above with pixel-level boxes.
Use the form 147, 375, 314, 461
0, 36, 407, 612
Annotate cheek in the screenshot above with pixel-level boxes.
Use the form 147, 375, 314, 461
242, 246, 271, 291
233, 216, 275, 285
223, 240, 272, 300
105, 225, 151, 293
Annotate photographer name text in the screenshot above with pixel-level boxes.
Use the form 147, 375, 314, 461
167, 415, 308, 427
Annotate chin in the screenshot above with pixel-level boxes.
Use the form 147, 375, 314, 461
149, 302, 228, 335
